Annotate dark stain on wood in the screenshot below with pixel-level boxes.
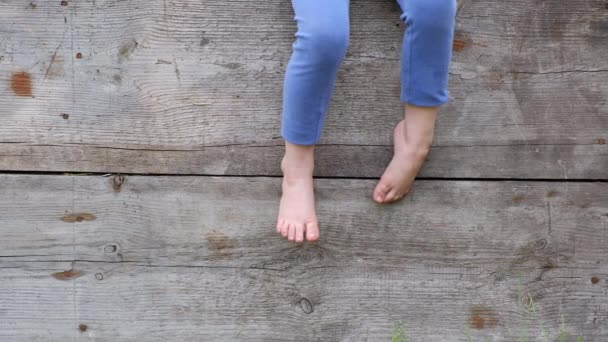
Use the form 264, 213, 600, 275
469, 305, 499, 329
60, 0, 68, 6
546, 190, 559, 197
200, 36, 210, 47
207, 231, 234, 259
597, 138, 606, 145
469, 314, 485, 329
112, 74, 122, 84
535, 258, 559, 281
486, 71, 505, 91
61, 213, 97, 222
591, 276, 600, 284
10, 72, 33, 97
29, 2, 37, 9
118, 39, 138, 58
61, 113, 69, 119
221, 63, 241, 70
512, 194, 526, 203
78, 324, 88, 332
542, 260, 556, 269
76, 52, 82, 59
52, 270, 82, 280
452, 38, 467, 52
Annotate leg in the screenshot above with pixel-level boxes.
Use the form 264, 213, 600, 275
373, 0, 457, 203
281, 0, 350, 145
277, 0, 350, 242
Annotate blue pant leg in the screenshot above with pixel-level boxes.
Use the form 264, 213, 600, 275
280, 0, 350, 146
396, 0, 457, 106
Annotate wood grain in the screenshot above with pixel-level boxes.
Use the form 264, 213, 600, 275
1, 174, 606, 341
1, 0, 607, 340
0, 0, 606, 178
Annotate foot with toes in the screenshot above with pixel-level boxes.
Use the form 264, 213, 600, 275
276, 146, 319, 242
277, 105, 437, 241
373, 105, 437, 204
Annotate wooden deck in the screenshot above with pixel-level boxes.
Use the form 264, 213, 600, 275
1, 0, 607, 341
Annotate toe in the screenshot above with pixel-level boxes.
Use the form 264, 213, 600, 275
373, 181, 391, 203
288, 224, 296, 241
392, 193, 405, 202
295, 223, 305, 243
281, 223, 289, 238
384, 188, 400, 202
276, 217, 284, 233
305, 221, 320, 242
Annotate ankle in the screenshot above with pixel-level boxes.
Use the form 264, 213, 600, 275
281, 154, 314, 183
398, 132, 432, 158
281, 141, 315, 176
281, 156, 313, 175
406, 135, 433, 156
401, 104, 437, 150
405, 144, 431, 159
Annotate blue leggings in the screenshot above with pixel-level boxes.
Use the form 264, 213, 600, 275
280, 0, 457, 145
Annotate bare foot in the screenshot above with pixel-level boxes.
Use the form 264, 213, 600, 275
373, 119, 432, 203
276, 146, 320, 242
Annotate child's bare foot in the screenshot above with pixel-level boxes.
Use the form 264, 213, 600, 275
373, 105, 437, 203
276, 143, 319, 242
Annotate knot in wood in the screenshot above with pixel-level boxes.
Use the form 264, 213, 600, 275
491, 271, 504, 282
519, 291, 534, 310
104, 244, 117, 253
112, 174, 125, 192
533, 239, 547, 251
299, 297, 313, 314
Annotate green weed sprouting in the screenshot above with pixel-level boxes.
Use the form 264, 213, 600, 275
391, 321, 409, 342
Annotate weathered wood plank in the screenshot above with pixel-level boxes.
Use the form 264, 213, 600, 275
1, 174, 606, 341
1, 0, 607, 178
0, 143, 606, 179
0, 260, 605, 342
